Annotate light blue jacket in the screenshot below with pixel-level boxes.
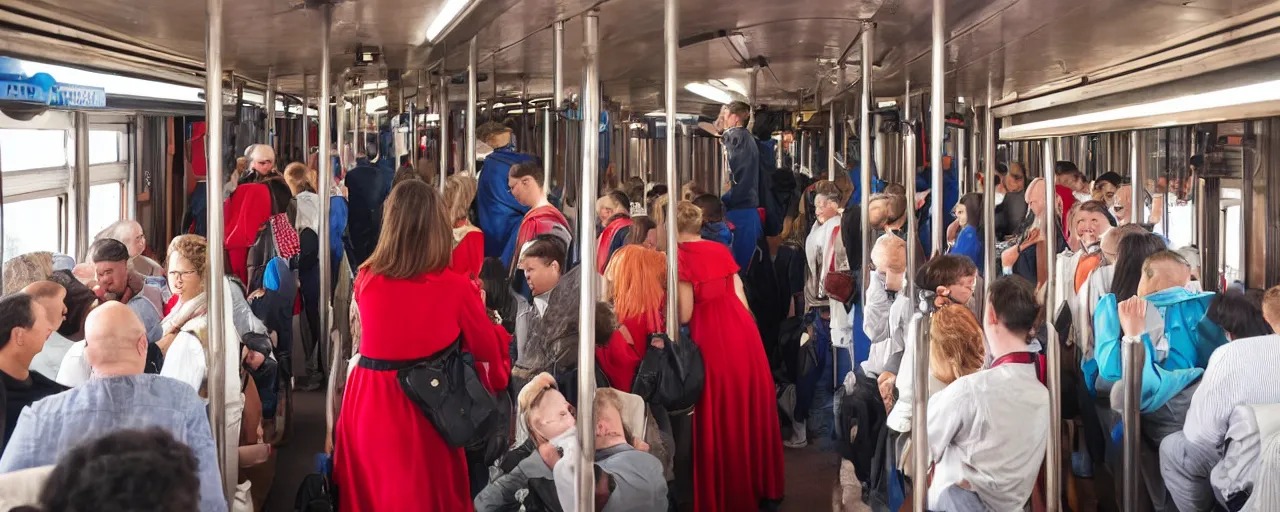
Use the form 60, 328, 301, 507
1090, 287, 1227, 413
0, 374, 227, 512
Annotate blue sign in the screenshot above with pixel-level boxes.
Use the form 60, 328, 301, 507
0, 57, 107, 109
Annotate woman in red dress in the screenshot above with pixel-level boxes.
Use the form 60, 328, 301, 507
675, 200, 785, 512
334, 180, 510, 511
597, 244, 667, 392
445, 175, 485, 284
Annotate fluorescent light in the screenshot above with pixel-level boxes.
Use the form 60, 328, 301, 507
716, 78, 749, 98
1001, 78, 1280, 139
685, 83, 732, 104
877, 100, 898, 108
366, 95, 387, 113
361, 80, 388, 91
425, 113, 441, 122
426, 0, 471, 42
957, 96, 966, 103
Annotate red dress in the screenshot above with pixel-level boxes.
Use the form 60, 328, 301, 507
335, 269, 510, 512
678, 240, 785, 512
596, 311, 663, 393
451, 225, 484, 284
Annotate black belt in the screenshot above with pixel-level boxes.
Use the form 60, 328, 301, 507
357, 354, 431, 371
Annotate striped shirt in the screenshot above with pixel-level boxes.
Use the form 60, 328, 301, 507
1183, 335, 1280, 448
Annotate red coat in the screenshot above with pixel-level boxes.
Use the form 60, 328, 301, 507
450, 226, 484, 285
334, 269, 509, 511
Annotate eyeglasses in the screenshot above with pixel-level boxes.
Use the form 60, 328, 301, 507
167, 269, 199, 279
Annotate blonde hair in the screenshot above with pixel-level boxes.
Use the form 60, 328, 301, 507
361, 180, 453, 279
929, 304, 985, 385
1263, 285, 1280, 328
167, 235, 209, 279
650, 194, 670, 230
605, 245, 666, 331
444, 175, 479, 223
234, 156, 249, 174
283, 162, 316, 195
675, 200, 703, 235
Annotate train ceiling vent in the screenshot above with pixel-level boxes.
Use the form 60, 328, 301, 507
272, 0, 355, 16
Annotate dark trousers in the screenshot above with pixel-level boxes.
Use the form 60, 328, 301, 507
299, 265, 324, 378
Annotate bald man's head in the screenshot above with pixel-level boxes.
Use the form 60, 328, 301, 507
1137, 250, 1192, 297
22, 281, 67, 330
871, 234, 908, 274
1101, 223, 1145, 264
84, 301, 147, 376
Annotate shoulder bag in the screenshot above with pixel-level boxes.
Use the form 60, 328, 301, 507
630, 329, 705, 414
823, 225, 855, 303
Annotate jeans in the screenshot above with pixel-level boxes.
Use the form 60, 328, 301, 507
932, 485, 988, 512
799, 310, 854, 451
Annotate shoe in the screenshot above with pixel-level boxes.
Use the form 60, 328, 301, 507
783, 422, 807, 449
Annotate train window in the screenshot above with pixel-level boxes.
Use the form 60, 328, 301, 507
3, 196, 61, 261
88, 182, 123, 237
0, 129, 67, 172
89, 130, 121, 164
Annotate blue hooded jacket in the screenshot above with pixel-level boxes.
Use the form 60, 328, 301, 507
720, 127, 760, 211
1090, 287, 1228, 413
916, 163, 959, 256
476, 148, 535, 267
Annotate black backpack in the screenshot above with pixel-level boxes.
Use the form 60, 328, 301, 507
294, 471, 335, 512
755, 139, 793, 238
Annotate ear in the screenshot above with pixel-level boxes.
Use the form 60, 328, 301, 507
137, 336, 148, 356
985, 303, 998, 326
936, 285, 950, 297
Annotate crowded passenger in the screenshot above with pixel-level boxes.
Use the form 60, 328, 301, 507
947, 192, 985, 272
344, 143, 394, 270
446, 175, 485, 285
624, 215, 659, 250
0, 293, 61, 454
675, 200, 784, 511
1160, 290, 1280, 511
1055, 160, 1091, 204
717, 101, 764, 269
476, 121, 537, 268
508, 162, 572, 292
862, 234, 909, 382
692, 193, 732, 248
335, 179, 510, 511
237, 143, 282, 186
928, 275, 1049, 511
1002, 177, 1067, 289
0, 302, 225, 512
513, 235, 569, 367
993, 162, 1029, 241
94, 219, 165, 278
597, 245, 666, 393
22, 282, 68, 382
87, 238, 164, 343
596, 189, 633, 273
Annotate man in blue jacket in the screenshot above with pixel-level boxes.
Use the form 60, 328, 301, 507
718, 101, 761, 270
476, 122, 536, 268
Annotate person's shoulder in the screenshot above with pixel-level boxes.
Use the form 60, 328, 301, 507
136, 374, 206, 406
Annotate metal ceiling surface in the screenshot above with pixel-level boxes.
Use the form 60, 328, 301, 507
4, 0, 1277, 112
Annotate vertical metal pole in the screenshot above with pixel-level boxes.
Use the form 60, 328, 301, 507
203, 0, 230, 503
577, 10, 601, 511
265, 68, 276, 147
828, 100, 837, 182
1122, 331, 1145, 512
128, 116, 141, 221
466, 37, 479, 175
73, 113, 90, 262
909, 311, 930, 512
663, 0, 680, 340
319, 3, 337, 451
806, 132, 814, 176
860, 22, 874, 289
439, 72, 450, 191
1130, 131, 1142, 225
748, 65, 759, 134
957, 128, 967, 196
982, 100, 996, 288
904, 80, 917, 301
1043, 140, 1062, 512
970, 115, 980, 192
303, 76, 312, 155
930, 0, 945, 256
336, 80, 346, 172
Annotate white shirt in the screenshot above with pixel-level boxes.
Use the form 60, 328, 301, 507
927, 361, 1050, 510
1183, 335, 1280, 448
804, 216, 840, 309
55, 342, 90, 388
29, 332, 74, 381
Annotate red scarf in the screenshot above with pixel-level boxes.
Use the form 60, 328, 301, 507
596, 215, 632, 273
990, 350, 1046, 386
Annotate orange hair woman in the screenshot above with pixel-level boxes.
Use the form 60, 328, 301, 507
596, 245, 667, 392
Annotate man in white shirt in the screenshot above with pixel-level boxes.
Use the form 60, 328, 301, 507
928, 276, 1049, 511
1160, 289, 1280, 511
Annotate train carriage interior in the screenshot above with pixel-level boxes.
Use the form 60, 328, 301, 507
1, 0, 1279, 510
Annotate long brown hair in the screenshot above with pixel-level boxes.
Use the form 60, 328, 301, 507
929, 304, 985, 385
360, 180, 452, 279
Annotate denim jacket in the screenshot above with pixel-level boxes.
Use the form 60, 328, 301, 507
0, 374, 227, 512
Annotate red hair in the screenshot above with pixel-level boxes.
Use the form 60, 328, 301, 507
605, 245, 666, 332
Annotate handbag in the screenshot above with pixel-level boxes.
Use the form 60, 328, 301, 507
362, 339, 499, 448
822, 225, 855, 303
630, 330, 705, 414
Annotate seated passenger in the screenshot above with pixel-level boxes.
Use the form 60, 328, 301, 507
94, 219, 166, 279
87, 238, 164, 343
22, 282, 70, 382
693, 193, 732, 249
508, 162, 571, 295
25, 428, 204, 512
0, 293, 62, 454
886, 255, 979, 434
929, 275, 1049, 511
1160, 291, 1280, 512
0, 302, 225, 512
1095, 250, 1228, 439
596, 190, 633, 273
477, 375, 667, 512
597, 245, 666, 393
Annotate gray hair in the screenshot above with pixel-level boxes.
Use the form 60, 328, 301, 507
246, 144, 275, 163
94, 220, 141, 245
